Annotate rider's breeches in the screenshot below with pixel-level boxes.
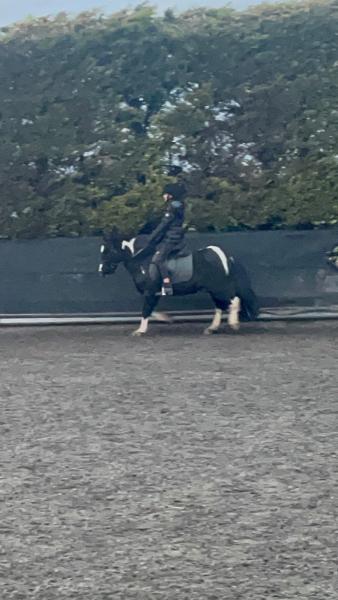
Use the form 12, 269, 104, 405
152, 242, 177, 279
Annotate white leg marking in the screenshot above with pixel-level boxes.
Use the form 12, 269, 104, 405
152, 311, 173, 323
204, 308, 222, 335
228, 296, 241, 331
132, 317, 149, 336
207, 246, 229, 275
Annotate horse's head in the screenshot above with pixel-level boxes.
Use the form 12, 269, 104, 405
98, 228, 126, 276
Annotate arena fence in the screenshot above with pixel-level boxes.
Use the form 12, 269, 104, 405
1, 229, 337, 323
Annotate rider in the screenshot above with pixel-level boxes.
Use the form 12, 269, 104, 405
145, 182, 187, 296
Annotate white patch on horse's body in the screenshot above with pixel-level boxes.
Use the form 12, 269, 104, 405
204, 308, 222, 334
207, 246, 229, 275
121, 238, 136, 256
228, 296, 240, 331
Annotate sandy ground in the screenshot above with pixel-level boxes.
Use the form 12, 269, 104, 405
1, 321, 337, 599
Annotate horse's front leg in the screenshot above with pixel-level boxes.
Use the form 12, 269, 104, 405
152, 311, 173, 324
204, 308, 223, 335
132, 294, 159, 336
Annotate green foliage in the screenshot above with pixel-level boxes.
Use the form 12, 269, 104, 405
1, 1, 338, 238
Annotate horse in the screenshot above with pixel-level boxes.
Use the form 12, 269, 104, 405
99, 229, 259, 336
327, 245, 338, 270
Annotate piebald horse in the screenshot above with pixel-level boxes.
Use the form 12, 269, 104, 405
99, 229, 259, 336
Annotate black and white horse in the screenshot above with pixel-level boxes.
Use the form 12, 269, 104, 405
99, 230, 259, 336
327, 245, 338, 270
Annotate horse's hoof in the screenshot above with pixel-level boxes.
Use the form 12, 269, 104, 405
153, 312, 173, 324
204, 327, 218, 335
229, 323, 240, 332
131, 330, 145, 337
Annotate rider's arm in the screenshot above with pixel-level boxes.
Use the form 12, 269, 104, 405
148, 211, 175, 245
134, 201, 184, 258
148, 200, 184, 244
132, 213, 173, 259
146, 204, 180, 245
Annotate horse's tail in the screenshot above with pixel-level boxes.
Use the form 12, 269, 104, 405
239, 286, 260, 321
230, 258, 259, 321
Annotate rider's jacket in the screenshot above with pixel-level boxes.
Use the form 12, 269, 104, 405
147, 198, 185, 247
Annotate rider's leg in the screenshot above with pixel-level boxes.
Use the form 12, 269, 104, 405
153, 244, 173, 296
132, 293, 159, 336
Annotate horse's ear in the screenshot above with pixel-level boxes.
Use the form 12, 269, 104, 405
103, 227, 121, 247
112, 227, 125, 248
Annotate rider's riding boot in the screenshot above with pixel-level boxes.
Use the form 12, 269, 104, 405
161, 277, 173, 296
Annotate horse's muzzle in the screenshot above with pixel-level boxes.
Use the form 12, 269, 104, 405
98, 263, 117, 276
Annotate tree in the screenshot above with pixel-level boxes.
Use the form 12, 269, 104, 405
0, 1, 338, 238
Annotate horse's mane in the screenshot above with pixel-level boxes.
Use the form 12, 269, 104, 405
132, 233, 152, 255
137, 216, 161, 236
124, 217, 160, 256
118, 218, 161, 257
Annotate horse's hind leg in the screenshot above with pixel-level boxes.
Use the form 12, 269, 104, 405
132, 294, 159, 336
204, 297, 226, 335
228, 296, 241, 331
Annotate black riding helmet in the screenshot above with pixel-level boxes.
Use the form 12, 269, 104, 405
163, 182, 186, 201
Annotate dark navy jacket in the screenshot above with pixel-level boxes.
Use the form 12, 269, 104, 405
147, 199, 185, 247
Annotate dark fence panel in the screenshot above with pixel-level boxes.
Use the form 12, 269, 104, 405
0, 230, 337, 315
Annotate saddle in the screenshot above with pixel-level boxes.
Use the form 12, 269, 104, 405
167, 253, 193, 284
148, 252, 193, 285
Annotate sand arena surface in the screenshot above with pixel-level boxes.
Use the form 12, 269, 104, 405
1, 321, 337, 599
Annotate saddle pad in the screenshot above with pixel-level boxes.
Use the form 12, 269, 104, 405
167, 254, 193, 284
